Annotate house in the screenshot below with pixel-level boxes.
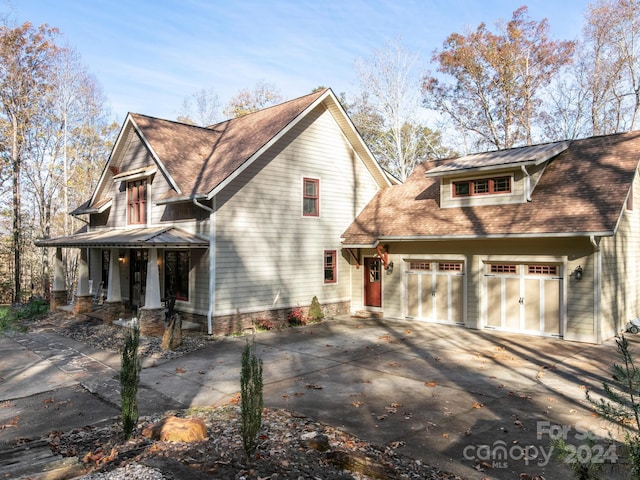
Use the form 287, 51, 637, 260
36, 89, 392, 334
341, 131, 640, 343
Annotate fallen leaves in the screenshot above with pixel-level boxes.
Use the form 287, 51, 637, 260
472, 402, 484, 409
424, 381, 437, 387
175, 367, 186, 374
305, 384, 323, 390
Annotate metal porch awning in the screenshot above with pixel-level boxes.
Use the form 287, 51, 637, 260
34, 226, 209, 248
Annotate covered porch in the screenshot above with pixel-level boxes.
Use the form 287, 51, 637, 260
35, 226, 209, 332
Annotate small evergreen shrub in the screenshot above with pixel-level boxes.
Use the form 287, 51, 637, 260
240, 337, 264, 458
120, 325, 141, 440
308, 296, 324, 323
585, 334, 640, 479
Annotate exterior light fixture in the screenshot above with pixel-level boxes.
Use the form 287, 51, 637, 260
386, 262, 394, 274
574, 265, 583, 280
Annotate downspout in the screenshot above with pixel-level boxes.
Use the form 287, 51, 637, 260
193, 197, 215, 336
521, 165, 532, 202
590, 235, 601, 343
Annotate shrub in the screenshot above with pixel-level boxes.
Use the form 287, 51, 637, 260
287, 307, 307, 326
0, 297, 48, 332
120, 325, 141, 440
255, 316, 275, 331
240, 337, 263, 458
308, 296, 324, 323
585, 334, 640, 479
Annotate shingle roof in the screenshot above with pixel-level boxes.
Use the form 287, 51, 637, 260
129, 89, 327, 199
342, 131, 640, 246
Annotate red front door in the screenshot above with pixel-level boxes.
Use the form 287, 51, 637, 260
364, 258, 382, 307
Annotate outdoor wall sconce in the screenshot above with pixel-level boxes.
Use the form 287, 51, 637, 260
386, 262, 394, 274
574, 265, 583, 280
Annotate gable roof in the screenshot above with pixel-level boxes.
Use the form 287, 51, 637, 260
81, 88, 389, 212
342, 131, 640, 246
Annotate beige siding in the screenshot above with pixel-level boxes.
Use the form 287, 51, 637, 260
440, 168, 525, 208
212, 105, 380, 315
600, 171, 640, 340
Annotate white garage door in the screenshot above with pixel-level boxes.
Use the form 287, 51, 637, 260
406, 261, 464, 324
484, 263, 561, 337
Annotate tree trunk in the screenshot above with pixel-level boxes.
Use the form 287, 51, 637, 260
11, 113, 22, 303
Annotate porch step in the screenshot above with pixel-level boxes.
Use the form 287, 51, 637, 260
353, 310, 384, 319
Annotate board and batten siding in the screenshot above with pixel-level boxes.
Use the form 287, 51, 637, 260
105, 132, 156, 228
212, 104, 380, 316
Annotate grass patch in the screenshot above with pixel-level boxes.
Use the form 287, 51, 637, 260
0, 298, 49, 333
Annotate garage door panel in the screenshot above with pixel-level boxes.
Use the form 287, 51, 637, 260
406, 261, 463, 324
543, 279, 560, 334
486, 277, 502, 327
505, 278, 521, 330
524, 279, 541, 331
485, 263, 562, 337
450, 275, 464, 323
407, 274, 419, 318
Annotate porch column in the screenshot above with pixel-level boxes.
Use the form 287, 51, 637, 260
74, 248, 92, 314
144, 248, 162, 309
139, 248, 164, 336
107, 248, 122, 302
50, 247, 67, 310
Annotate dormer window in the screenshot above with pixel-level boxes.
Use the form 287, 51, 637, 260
453, 176, 511, 197
127, 179, 147, 224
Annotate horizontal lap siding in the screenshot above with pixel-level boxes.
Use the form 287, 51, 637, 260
600, 175, 640, 339
214, 105, 379, 315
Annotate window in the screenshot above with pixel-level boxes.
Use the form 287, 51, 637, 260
127, 179, 147, 224
528, 265, 558, 276
439, 262, 462, 272
453, 176, 512, 197
409, 261, 431, 271
490, 264, 518, 274
303, 178, 319, 217
324, 250, 337, 283
165, 250, 190, 301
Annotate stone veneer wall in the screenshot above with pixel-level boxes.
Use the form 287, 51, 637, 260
180, 300, 350, 336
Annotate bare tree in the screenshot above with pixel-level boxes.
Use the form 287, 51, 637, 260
23, 45, 115, 297
353, 38, 445, 180
0, 22, 59, 302
178, 87, 221, 126
423, 7, 574, 150
223, 80, 284, 118
581, 0, 640, 134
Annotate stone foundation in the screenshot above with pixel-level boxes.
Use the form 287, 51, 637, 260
100, 301, 125, 324
139, 307, 165, 337
50, 290, 68, 311
73, 295, 93, 315
179, 300, 351, 336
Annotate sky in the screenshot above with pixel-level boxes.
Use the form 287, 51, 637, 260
7, 0, 592, 123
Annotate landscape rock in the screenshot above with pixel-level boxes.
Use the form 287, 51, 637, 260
141, 416, 207, 443
161, 314, 182, 350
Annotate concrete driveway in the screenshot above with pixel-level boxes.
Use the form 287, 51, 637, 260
1, 316, 635, 480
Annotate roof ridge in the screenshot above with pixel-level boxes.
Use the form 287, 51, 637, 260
128, 88, 329, 131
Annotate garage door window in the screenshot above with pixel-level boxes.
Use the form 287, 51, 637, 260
409, 261, 431, 271
439, 262, 462, 272
528, 265, 558, 275
490, 264, 518, 274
